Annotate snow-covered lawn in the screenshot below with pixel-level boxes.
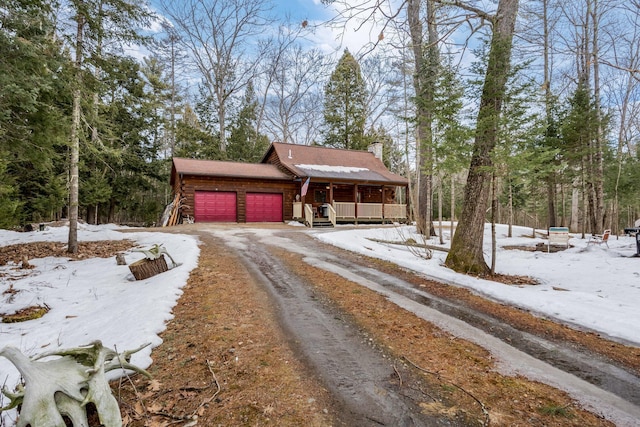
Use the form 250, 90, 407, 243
313, 223, 640, 347
0, 224, 199, 425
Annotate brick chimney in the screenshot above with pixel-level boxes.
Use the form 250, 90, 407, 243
367, 142, 383, 162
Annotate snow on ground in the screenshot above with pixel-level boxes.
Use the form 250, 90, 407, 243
312, 223, 640, 347
0, 223, 199, 425
1, 220, 640, 424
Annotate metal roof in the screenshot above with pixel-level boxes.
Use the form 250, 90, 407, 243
171, 143, 409, 187
170, 158, 291, 186
265, 142, 408, 185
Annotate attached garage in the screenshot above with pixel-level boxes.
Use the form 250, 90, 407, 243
246, 193, 283, 222
171, 158, 296, 224
194, 191, 237, 222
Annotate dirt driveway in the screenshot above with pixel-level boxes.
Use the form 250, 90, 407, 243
117, 224, 640, 426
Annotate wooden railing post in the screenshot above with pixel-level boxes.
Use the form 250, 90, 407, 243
304, 204, 314, 228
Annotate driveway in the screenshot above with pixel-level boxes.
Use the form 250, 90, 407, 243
200, 224, 640, 426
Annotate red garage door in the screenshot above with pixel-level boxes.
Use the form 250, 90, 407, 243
194, 191, 236, 222
246, 193, 282, 222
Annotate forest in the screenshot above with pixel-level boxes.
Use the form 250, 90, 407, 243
1, 0, 639, 247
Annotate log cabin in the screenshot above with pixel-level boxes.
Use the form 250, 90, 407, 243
170, 142, 409, 227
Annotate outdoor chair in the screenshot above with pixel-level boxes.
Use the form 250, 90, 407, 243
588, 229, 610, 248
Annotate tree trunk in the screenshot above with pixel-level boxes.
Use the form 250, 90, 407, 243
490, 173, 497, 274
547, 177, 556, 227
508, 177, 513, 238
570, 176, 580, 232
591, 0, 605, 232
129, 256, 169, 280
542, 0, 557, 229
409, 0, 438, 237
408, 0, 427, 234
68, 15, 85, 255
445, 0, 520, 275
438, 175, 443, 244
450, 174, 455, 239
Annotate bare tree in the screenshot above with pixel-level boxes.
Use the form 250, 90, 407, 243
160, 0, 271, 153
155, 23, 189, 158
361, 52, 404, 131
261, 44, 331, 144
407, 0, 433, 236
604, 2, 640, 234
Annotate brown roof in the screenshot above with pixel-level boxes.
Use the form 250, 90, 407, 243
171, 157, 292, 186
264, 142, 408, 185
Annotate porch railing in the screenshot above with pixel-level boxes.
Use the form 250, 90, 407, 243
334, 202, 356, 218
357, 203, 382, 219
298, 202, 407, 224
327, 203, 337, 226
384, 204, 407, 219
304, 204, 314, 227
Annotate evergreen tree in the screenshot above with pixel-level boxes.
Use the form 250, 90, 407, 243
64, 0, 154, 252
433, 58, 472, 181
0, 0, 69, 226
323, 49, 368, 150
175, 104, 222, 160
560, 80, 605, 234
432, 58, 472, 234
227, 82, 270, 162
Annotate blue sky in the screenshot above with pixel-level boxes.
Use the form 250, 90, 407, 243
144, 0, 376, 55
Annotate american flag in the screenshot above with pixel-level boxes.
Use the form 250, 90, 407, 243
301, 177, 310, 197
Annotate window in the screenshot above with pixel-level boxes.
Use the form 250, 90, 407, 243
314, 189, 326, 203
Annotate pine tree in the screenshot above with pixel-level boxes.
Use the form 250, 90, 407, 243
560, 80, 603, 234
227, 82, 270, 162
175, 104, 222, 160
322, 49, 368, 150
0, 0, 69, 226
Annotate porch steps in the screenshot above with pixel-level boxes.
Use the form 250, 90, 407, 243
312, 219, 334, 228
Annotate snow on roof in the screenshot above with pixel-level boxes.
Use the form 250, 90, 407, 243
295, 164, 370, 173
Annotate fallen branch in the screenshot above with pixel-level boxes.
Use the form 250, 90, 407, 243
403, 356, 490, 426
393, 362, 403, 387
189, 359, 221, 418
143, 359, 221, 425
366, 237, 450, 253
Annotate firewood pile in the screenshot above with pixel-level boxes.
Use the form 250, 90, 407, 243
161, 193, 183, 227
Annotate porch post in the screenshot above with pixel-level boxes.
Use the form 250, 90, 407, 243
382, 185, 386, 222
354, 184, 358, 223
404, 185, 410, 222
329, 182, 334, 204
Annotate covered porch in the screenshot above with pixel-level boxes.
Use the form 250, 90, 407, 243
292, 181, 408, 227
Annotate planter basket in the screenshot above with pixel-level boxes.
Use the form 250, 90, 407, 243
129, 255, 168, 280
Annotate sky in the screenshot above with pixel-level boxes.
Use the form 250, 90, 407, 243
144, 0, 389, 58
2, 222, 640, 425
